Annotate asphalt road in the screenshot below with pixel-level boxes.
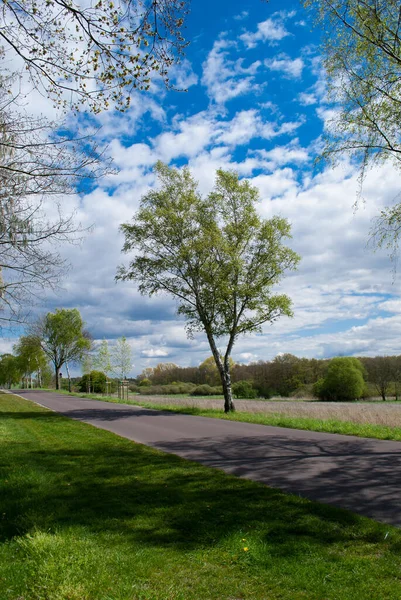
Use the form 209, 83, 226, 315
11, 389, 401, 527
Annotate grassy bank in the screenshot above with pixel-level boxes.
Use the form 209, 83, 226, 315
2, 392, 401, 599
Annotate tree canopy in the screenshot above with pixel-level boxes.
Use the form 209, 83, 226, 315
1, 0, 189, 113
32, 308, 91, 389
111, 336, 132, 379
118, 162, 300, 411
305, 0, 401, 252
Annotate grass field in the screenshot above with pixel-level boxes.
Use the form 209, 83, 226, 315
2, 393, 401, 599
121, 395, 401, 427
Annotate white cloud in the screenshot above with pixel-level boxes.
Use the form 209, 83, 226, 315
169, 59, 199, 90
154, 111, 216, 161
298, 92, 318, 106
201, 38, 261, 104
141, 348, 169, 358
234, 11, 249, 21
255, 139, 310, 169
240, 17, 290, 49
265, 54, 304, 79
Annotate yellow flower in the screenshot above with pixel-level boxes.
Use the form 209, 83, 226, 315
243, 547, 249, 552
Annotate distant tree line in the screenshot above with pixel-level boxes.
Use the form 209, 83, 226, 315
0, 308, 133, 392
136, 354, 401, 401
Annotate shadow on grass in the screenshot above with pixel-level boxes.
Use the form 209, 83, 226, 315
1, 405, 400, 561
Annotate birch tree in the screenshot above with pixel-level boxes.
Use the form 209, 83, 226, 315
305, 0, 401, 253
117, 162, 300, 413
111, 336, 132, 379
0, 0, 189, 112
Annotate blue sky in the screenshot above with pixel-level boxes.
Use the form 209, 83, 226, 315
6, 0, 401, 376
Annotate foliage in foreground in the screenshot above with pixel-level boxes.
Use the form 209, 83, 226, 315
2, 393, 401, 600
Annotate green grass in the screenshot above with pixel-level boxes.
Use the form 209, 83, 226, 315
2, 394, 401, 599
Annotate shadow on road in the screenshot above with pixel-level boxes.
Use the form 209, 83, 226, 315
153, 434, 401, 526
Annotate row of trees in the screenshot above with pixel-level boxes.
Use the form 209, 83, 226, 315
0, 308, 133, 390
137, 353, 401, 401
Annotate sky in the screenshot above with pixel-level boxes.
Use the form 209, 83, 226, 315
4, 0, 401, 376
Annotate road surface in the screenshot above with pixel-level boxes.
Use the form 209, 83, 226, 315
10, 389, 401, 527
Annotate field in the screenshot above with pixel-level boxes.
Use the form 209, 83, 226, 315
3, 392, 401, 599
124, 395, 401, 428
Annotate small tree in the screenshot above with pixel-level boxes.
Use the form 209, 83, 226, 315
317, 357, 365, 401
117, 163, 300, 412
13, 335, 49, 388
0, 354, 21, 388
32, 308, 91, 390
111, 336, 133, 380
95, 340, 112, 378
232, 380, 258, 399
362, 356, 393, 401
79, 371, 107, 394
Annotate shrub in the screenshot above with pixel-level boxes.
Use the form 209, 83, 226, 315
316, 357, 365, 401
191, 384, 214, 396
79, 371, 107, 394
232, 380, 258, 399
313, 378, 325, 399
139, 385, 162, 395
289, 384, 314, 399
253, 383, 274, 399
139, 378, 152, 387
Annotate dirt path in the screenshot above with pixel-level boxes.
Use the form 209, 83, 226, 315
13, 389, 401, 527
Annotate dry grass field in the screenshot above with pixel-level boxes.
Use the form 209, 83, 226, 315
129, 395, 401, 428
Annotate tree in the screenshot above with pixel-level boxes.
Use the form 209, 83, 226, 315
0, 353, 21, 387
111, 336, 132, 379
0, 81, 106, 327
305, 0, 401, 251
13, 335, 49, 388
316, 357, 365, 401
32, 308, 91, 389
94, 340, 112, 377
0, 0, 189, 113
79, 370, 107, 394
151, 362, 179, 384
362, 355, 394, 401
0, 0, 188, 324
270, 353, 307, 397
232, 380, 258, 399
117, 162, 300, 412
199, 355, 235, 386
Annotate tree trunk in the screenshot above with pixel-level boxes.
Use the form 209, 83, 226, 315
55, 365, 60, 390
65, 361, 71, 392
204, 329, 235, 413
222, 370, 235, 413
